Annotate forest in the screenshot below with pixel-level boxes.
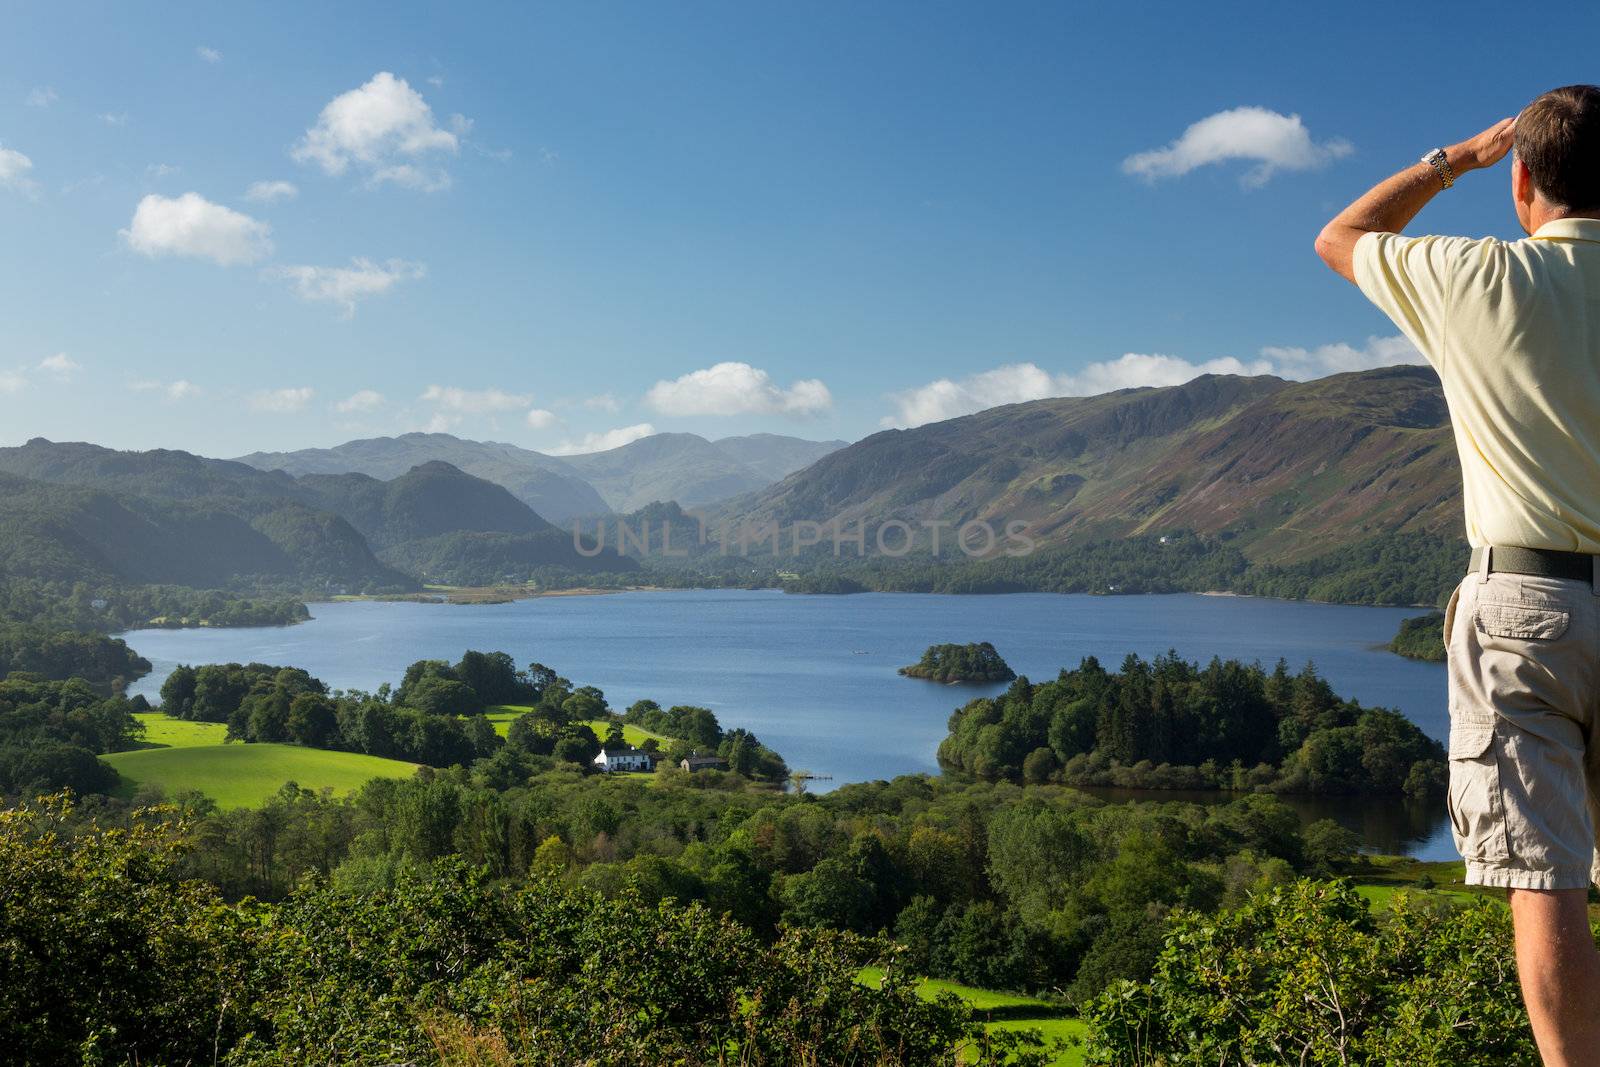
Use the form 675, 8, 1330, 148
937, 653, 1445, 796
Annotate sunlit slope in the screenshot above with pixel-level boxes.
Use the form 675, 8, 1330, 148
107, 715, 420, 808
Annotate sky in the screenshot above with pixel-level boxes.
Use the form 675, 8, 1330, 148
3, 0, 1597, 458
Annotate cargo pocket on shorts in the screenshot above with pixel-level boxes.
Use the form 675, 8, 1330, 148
1447, 722, 1509, 864
1474, 600, 1570, 640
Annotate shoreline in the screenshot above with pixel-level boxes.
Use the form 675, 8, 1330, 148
318, 584, 676, 606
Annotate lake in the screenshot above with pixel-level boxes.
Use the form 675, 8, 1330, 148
121, 589, 1456, 860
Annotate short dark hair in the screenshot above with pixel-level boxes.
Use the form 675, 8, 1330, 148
1515, 85, 1600, 211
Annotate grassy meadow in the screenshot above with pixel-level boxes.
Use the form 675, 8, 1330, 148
106, 712, 421, 809
857, 967, 1086, 1066
485, 704, 666, 747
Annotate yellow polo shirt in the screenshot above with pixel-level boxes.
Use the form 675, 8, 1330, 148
1354, 218, 1600, 552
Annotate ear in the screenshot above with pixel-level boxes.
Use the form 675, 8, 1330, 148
1513, 155, 1535, 207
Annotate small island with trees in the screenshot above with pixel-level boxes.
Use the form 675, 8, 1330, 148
899, 641, 1016, 684
1389, 611, 1447, 662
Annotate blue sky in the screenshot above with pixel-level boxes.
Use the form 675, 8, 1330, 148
2, 0, 1595, 457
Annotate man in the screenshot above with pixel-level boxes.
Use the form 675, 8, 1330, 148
1316, 85, 1600, 1066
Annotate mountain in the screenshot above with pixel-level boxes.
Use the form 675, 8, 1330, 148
3, 438, 303, 502
0, 472, 403, 589
294, 460, 625, 583
234, 430, 850, 516
296, 461, 557, 550
558, 433, 773, 513
705, 366, 1460, 564
709, 434, 849, 484
0, 441, 631, 589
235, 433, 607, 523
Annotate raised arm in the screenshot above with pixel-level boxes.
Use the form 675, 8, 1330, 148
1314, 117, 1516, 283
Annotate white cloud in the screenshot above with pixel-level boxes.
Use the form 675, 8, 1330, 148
37, 353, 80, 381
882, 354, 1273, 429
0, 372, 25, 395
582, 392, 621, 413
369, 162, 451, 192
0, 145, 36, 195
146, 162, 180, 178
197, 46, 222, 64
292, 72, 465, 191
419, 385, 532, 414
244, 179, 298, 203
881, 336, 1425, 428
121, 192, 272, 265
266, 257, 423, 316
427, 75, 446, 88
525, 408, 557, 429
549, 423, 656, 456
25, 87, 57, 108
645, 361, 832, 418
1123, 106, 1352, 188
334, 389, 385, 413
250, 386, 314, 413
1259, 335, 1424, 378
100, 112, 129, 126
131, 378, 201, 402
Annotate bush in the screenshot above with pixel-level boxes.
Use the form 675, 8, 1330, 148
1084, 880, 1535, 1065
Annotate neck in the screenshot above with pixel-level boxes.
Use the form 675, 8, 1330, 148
1530, 204, 1600, 231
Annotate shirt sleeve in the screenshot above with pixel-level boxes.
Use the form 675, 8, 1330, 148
1352, 232, 1471, 370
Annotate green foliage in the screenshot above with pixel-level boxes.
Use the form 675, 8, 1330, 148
937, 654, 1445, 796
0, 624, 149, 690
0, 675, 142, 795
0, 798, 1034, 1066
0, 575, 310, 632
0, 797, 254, 1064
1084, 880, 1535, 1065
900, 642, 1017, 684
1391, 611, 1448, 662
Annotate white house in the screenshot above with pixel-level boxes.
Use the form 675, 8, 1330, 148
593, 744, 655, 773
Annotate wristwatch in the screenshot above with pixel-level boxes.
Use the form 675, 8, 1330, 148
1421, 147, 1455, 189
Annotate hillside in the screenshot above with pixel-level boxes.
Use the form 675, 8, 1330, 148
0, 471, 405, 590
296, 460, 557, 549
706, 366, 1459, 565
235, 432, 608, 523
235, 430, 849, 516
710, 433, 850, 483
0, 442, 630, 590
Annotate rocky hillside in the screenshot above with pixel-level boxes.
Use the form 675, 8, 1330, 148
708, 366, 1459, 564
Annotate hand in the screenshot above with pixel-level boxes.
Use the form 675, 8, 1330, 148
1449, 117, 1517, 173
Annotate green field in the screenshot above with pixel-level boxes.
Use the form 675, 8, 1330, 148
108, 713, 421, 808
132, 712, 228, 748
857, 967, 1086, 1066
1347, 855, 1502, 910
486, 705, 665, 747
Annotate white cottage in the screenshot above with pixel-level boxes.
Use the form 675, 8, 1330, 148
593, 744, 655, 773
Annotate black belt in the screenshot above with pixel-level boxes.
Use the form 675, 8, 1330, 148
1469, 545, 1596, 583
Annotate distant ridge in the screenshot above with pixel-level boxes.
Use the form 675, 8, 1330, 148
235, 430, 848, 516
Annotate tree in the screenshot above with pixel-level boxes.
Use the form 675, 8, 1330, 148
552, 724, 600, 766
287, 692, 338, 748
454, 650, 527, 706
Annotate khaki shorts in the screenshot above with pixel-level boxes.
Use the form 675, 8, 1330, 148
1446, 568, 1600, 890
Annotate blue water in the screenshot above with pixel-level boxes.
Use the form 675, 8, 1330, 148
121, 590, 1455, 859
